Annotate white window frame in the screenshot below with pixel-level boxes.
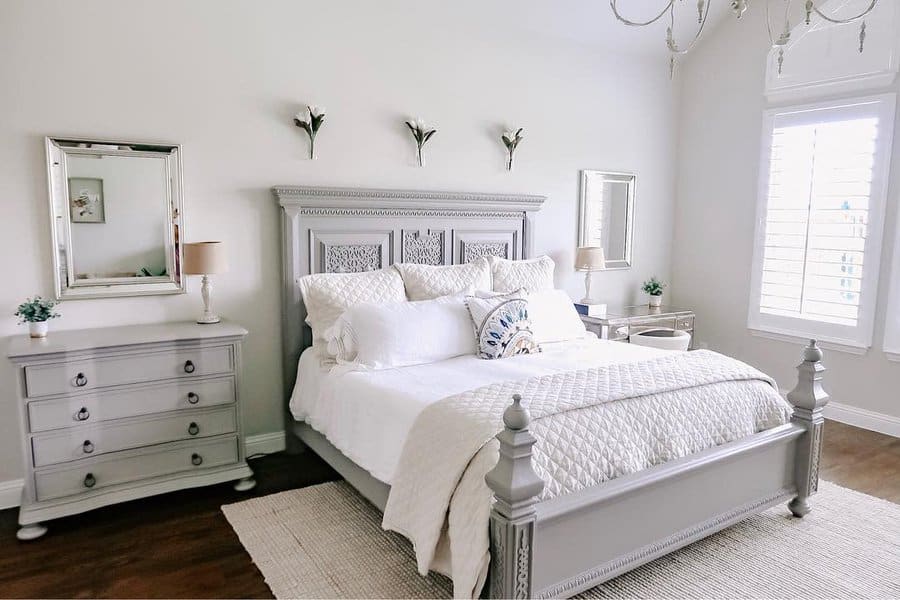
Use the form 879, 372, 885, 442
885, 203, 900, 361
748, 93, 897, 353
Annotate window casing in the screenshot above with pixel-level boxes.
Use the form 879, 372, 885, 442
749, 94, 897, 350
885, 209, 900, 360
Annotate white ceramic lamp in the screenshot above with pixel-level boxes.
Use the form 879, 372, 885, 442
184, 242, 228, 324
574, 246, 605, 305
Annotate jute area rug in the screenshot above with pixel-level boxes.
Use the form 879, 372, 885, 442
222, 480, 900, 599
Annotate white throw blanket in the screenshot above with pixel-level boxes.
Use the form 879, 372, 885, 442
382, 350, 791, 598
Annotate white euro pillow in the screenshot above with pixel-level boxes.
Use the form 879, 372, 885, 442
325, 294, 476, 370
491, 255, 555, 293
298, 268, 406, 342
394, 258, 492, 301
526, 289, 587, 344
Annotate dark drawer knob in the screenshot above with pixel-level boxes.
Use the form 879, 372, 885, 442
187, 392, 200, 404
188, 422, 200, 436
76, 407, 90, 421
183, 360, 196, 374
82, 440, 94, 454
83, 473, 96, 488
191, 453, 203, 466
74, 373, 88, 387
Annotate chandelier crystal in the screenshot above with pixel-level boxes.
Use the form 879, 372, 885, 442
610, 0, 878, 77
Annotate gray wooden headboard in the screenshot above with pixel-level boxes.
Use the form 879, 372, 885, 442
273, 185, 546, 405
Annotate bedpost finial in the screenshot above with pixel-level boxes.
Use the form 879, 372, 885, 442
503, 394, 530, 431
803, 339, 823, 363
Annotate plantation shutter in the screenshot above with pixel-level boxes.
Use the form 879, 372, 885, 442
760, 115, 878, 327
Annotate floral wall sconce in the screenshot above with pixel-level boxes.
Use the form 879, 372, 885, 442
405, 118, 436, 167
294, 106, 326, 160
502, 127, 524, 171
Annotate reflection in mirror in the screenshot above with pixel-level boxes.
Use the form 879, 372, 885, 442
46, 137, 185, 299
578, 170, 635, 270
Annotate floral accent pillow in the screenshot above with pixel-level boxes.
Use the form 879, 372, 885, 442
465, 291, 541, 360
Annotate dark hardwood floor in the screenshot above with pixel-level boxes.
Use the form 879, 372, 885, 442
0, 420, 897, 599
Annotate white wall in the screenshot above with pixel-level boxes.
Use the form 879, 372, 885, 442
0, 0, 677, 483
672, 8, 900, 424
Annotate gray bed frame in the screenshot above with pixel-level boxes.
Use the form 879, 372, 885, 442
275, 185, 829, 599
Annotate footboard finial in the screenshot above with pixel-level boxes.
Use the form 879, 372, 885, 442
485, 394, 545, 599
787, 339, 829, 518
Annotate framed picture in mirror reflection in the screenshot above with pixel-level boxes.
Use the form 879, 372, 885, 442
68, 177, 105, 223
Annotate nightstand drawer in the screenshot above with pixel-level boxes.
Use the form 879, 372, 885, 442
24, 345, 234, 398
676, 316, 694, 330
34, 435, 240, 501
31, 406, 237, 467
27, 376, 235, 433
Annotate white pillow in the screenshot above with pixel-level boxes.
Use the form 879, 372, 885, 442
465, 290, 541, 360
394, 258, 492, 301
491, 255, 555, 293
325, 294, 476, 370
526, 289, 587, 344
298, 269, 406, 342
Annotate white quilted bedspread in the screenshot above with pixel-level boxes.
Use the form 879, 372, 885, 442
382, 350, 791, 598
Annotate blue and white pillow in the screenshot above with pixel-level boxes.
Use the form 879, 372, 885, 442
465, 290, 541, 360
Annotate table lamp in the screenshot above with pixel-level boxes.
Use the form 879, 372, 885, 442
184, 241, 228, 324
575, 246, 605, 304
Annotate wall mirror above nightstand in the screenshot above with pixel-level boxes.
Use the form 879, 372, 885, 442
45, 136, 185, 300
578, 170, 635, 270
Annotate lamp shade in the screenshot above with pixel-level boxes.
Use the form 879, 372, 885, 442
183, 241, 228, 275
575, 246, 605, 271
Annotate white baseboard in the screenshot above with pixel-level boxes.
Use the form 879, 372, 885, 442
0, 433, 287, 511
0, 479, 24, 511
245, 431, 286, 457
825, 402, 900, 438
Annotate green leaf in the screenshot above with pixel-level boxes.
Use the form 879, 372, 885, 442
423, 129, 436, 143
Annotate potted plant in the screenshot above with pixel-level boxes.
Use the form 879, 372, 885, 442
15, 296, 60, 338
641, 277, 666, 308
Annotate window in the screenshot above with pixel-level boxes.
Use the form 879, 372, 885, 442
749, 94, 896, 350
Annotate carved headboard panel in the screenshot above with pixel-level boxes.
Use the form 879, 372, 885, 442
273, 185, 545, 401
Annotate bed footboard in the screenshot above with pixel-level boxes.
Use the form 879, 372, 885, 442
484, 340, 829, 599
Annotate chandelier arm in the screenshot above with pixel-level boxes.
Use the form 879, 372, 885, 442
811, 0, 877, 24
668, 0, 713, 55
765, 0, 776, 45
609, 0, 675, 27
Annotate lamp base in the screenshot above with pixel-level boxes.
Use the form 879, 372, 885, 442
197, 313, 221, 324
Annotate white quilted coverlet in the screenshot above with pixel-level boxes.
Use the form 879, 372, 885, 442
382, 350, 790, 598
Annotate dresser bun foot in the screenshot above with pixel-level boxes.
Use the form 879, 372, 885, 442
233, 477, 256, 492
17, 523, 48, 541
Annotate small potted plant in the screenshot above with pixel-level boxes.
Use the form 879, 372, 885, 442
15, 296, 60, 338
641, 277, 666, 308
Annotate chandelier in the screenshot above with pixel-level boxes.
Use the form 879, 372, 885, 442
610, 1, 878, 77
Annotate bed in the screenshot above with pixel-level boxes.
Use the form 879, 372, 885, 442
274, 185, 830, 599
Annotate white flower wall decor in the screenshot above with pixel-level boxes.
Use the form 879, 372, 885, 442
404, 118, 437, 167
294, 105, 326, 160
501, 127, 524, 172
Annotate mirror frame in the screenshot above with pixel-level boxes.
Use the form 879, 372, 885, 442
578, 170, 636, 270
45, 136, 186, 300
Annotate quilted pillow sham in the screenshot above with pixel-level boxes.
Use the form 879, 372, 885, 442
325, 293, 476, 370
298, 268, 406, 342
465, 290, 541, 360
491, 255, 555, 293
394, 257, 492, 301
526, 289, 588, 344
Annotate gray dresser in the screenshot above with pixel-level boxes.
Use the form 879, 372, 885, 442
6, 321, 254, 540
580, 305, 695, 348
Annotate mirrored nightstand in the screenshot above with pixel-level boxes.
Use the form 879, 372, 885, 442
580, 305, 695, 349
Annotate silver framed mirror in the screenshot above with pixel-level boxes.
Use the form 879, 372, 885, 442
45, 136, 185, 299
578, 170, 635, 270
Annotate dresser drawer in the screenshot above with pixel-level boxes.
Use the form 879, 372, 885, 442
23, 345, 234, 398
34, 435, 240, 501
31, 406, 237, 467
27, 376, 235, 433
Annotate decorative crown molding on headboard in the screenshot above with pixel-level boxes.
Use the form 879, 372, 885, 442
273, 185, 546, 214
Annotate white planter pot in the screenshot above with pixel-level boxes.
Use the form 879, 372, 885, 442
28, 321, 49, 338
648, 295, 663, 308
